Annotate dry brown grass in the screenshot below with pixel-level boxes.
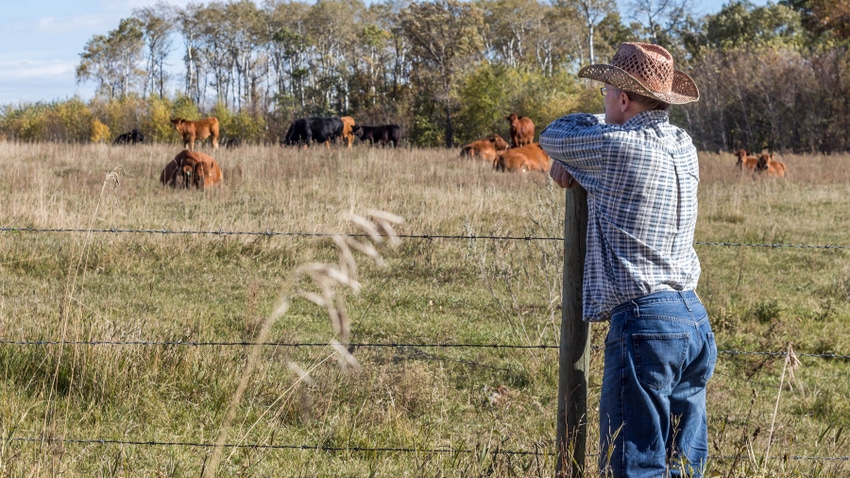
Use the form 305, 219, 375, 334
0, 142, 848, 476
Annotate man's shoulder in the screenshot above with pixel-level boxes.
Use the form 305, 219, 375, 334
541, 113, 602, 134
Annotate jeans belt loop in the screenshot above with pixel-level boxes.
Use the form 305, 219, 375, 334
631, 300, 640, 318
678, 290, 692, 312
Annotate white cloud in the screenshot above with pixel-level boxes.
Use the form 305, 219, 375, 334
118, 0, 195, 8
0, 59, 91, 104
0, 0, 197, 103
0, 59, 77, 80
34, 14, 111, 35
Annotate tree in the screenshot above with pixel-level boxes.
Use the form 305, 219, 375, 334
177, 4, 209, 105
595, 12, 634, 60
303, 0, 364, 113
698, 1, 804, 51
399, 0, 484, 147
558, 0, 616, 65
133, 2, 176, 99
479, 0, 548, 68
194, 3, 234, 107
536, 3, 587, 74
626, 0, 693, 46
371, 0, 414, 107
267, 1, 311, 111
783, 0, 850, 41
76, 18, 145, 99
348, 23, 392, 109
218, 0, 268, 110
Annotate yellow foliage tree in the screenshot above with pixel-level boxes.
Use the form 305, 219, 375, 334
90, 118, 111, 143
210, 104, 266, 144
141, 95, 176, 144
50, 98, 95, 142
0, 104, 48, 142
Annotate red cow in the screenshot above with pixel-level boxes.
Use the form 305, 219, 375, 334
756, 152, 787, 178
506, 113, 534, 148
171, 117, 220, 150
494, 143, 550, 173
734, 149, 758, 173
160, 150, 223, 190
340, 116, 356, 148
460, 134, 509, 163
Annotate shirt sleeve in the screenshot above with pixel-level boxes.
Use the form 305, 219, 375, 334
539, 113, 612, 192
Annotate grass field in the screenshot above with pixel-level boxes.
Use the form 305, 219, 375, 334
0, 142, 849, 476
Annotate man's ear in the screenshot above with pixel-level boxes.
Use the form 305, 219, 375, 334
619, 91, 630, 112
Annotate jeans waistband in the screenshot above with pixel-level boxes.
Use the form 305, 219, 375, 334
610, 290, 702, 317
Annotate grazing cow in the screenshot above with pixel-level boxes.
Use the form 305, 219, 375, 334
340, 116, 356, 148
506, 113, 534, 148
283, 117, 344, 147
171, 117, 220, 150
351, 124, 402, 148
756, 152, 787, 178
734, 149, 759, 172
494, 143, 551, 173
160, 150, 223, 190
460, 134, 510, 163
113, 129, 145, 145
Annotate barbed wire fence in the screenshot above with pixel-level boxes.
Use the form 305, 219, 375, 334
3, 226, 850, 250
2, 226, 849, 463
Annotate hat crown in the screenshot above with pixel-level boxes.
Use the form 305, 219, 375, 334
610, 42, 674, 94
576, 41, 699, 104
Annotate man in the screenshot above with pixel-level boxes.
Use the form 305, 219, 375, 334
540, 43, 717, 477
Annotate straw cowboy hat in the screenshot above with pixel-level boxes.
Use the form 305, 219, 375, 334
579, 42, 699, 105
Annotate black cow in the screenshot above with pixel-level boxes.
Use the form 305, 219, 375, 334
222, 137, 242, 148
351, 124, 401, 148
113, 129, 145, 145
282, 117, 344, 147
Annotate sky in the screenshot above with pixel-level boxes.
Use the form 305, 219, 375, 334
0, 0, 770, 105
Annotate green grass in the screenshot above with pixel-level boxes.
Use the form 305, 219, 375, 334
0, 143, 848, 476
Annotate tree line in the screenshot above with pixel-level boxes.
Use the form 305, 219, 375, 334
1, 0, 848, 153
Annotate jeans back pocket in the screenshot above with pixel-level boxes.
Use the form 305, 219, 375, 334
633, 333, 689, 391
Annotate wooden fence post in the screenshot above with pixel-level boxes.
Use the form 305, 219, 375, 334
556, 185, 589, 477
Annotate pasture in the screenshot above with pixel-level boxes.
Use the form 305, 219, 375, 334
1, 142, 849, 476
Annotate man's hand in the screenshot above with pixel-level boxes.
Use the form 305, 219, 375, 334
549, 161, 576, 189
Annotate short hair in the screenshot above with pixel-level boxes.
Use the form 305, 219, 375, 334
623, 90, 670, 111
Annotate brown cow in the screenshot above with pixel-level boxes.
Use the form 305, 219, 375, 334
171, 117, 220, 150
756, 152, 787, 178
340, 116, 356, 148
160, 150, 223, 190
506, 113, 534, 148
460, 134, 510, 163
734, 149, 758, 173
494, 143, 550, 173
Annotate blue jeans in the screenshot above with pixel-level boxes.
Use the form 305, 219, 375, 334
599, 290, 716, 478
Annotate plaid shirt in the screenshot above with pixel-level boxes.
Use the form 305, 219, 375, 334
539, 110, 701, 322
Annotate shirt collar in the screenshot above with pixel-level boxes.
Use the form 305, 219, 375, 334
622, 109, 669, 128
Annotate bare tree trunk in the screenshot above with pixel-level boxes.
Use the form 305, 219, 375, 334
445, 102, 454, 148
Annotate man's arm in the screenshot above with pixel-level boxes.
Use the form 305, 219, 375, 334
540, 113, 606, 192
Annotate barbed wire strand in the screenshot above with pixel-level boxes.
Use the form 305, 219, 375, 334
0, 339, 847, 360
6, 437, 849, 461
2, 226, 849, 250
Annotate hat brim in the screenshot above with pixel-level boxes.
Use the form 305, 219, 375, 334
578, 64, 699, 105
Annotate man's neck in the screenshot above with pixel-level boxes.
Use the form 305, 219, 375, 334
621, 104, 653, 124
